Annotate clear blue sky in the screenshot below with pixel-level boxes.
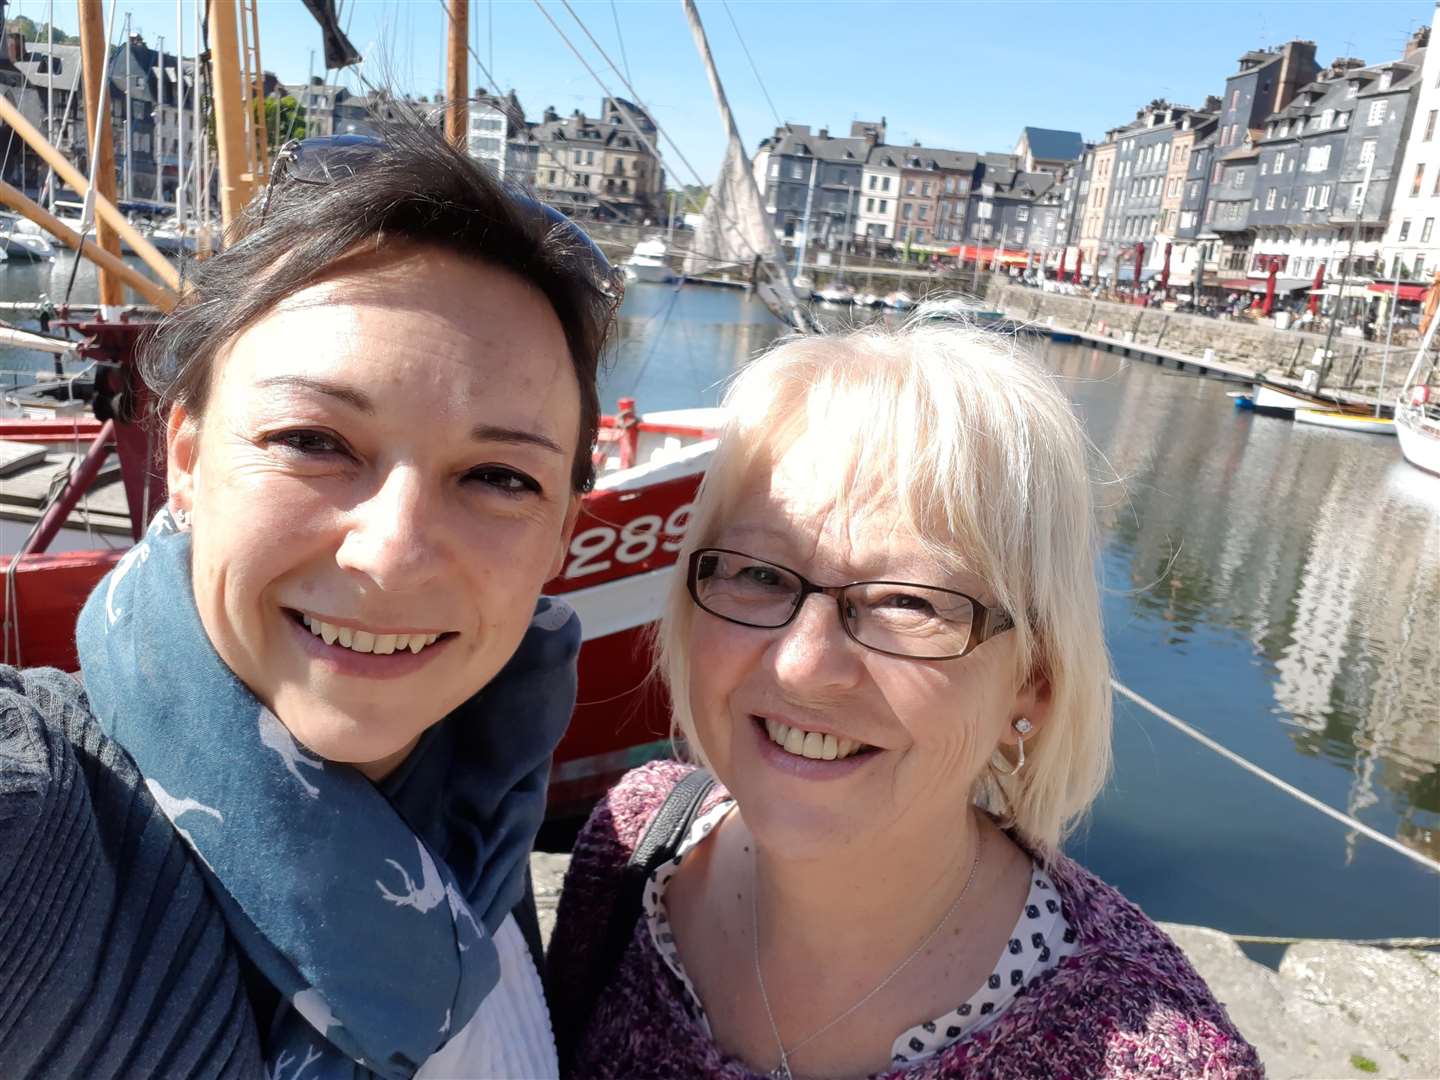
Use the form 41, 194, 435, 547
19, 0, 1436, 186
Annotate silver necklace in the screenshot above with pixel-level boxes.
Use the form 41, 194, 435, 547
751, 832, 985, 1080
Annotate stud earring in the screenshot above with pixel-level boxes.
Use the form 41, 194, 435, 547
171, 506, 192, 531
999, 717, 1033, 776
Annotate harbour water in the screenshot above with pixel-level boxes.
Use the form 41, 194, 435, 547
4, 268, 1438, 946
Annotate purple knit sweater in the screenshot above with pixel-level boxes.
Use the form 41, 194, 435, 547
547, 761, 1264, 1080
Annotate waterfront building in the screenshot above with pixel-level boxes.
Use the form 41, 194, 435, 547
752, 122, 870, 248
896, 146, 943, 248
1013, 126, 1084, 176
1250, 32, 1426, 320
855, 134, 900, 242
529, 97, 665, 222
1381, 11, 1440, 294
7, 35, 81, 195
1078, 138, 1117, 279
931, 150, 977, 246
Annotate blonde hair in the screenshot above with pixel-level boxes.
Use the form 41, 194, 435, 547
656, 319, 1112, 854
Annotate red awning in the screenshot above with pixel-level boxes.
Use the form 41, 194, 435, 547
1218, 279, 1254, 291
1367, 282, 1428, 302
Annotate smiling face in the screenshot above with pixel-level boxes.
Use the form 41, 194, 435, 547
165, 246, 582, 779
687, 430, 1047, 858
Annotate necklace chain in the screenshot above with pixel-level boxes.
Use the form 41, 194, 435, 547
752, 832, 985, 1080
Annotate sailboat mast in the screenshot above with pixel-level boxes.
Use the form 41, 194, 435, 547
445, 0, 468, 147
208, 0, 253, 234
175, 0, 184, 228
123, 14, 132, 201
78, 0, 125, 309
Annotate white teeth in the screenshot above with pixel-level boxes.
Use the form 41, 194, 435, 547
300, 617, 443, 657
763, 718, 867, 761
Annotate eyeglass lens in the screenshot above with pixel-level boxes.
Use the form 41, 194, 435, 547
691, 550, 977, 659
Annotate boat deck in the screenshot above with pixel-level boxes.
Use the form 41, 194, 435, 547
0, 438, 131, 535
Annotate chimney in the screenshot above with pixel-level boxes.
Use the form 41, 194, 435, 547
818, 126, 828, 139
1407, 25, 1430, 60
543, 105, 558, 123
1272, 39, 1319, 114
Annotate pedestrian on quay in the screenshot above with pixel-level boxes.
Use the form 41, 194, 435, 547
0, 125, 622, 1080
548, 322, 1263, 1080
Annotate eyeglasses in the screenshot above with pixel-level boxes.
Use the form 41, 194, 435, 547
686, 548, 1015, 661
258, 135, 622, 298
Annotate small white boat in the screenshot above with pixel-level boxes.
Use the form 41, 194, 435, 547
1397, 359, 1440, 476
0, 217, 54, 261
853, 292, 882, 309
815, 283, 854, 305
883, 290, 914, 311
622, 238, 678, 284
1293, 409, 1397, 437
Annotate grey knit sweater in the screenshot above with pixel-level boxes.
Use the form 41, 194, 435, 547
0, 666, 263, 1079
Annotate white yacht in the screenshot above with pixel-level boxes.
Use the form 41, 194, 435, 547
0, 216, 55, 261
622, 238, 678, 284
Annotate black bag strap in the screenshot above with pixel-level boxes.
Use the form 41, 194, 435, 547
559, 767, 715, 1072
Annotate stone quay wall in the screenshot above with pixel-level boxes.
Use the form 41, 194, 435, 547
975, 278, 1404, 400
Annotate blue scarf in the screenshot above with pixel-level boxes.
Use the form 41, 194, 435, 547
76, 509, 578, 1079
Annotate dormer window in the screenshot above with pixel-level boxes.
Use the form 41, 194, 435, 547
1346, 83, 1358, 99
1380, 71, 1393, 91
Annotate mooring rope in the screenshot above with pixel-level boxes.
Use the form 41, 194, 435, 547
1111, 679, 1440, 876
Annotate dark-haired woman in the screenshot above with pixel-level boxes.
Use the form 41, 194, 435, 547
0, 128, 620, 1079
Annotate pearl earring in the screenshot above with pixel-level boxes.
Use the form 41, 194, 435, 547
999, 717, 1033, 776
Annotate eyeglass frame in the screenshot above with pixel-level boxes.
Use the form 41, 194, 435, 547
685, 547, 1016, 662
256, 135, 623, 298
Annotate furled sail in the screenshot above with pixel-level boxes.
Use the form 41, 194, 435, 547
680, 0, 815, 333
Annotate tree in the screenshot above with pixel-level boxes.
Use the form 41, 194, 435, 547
263, 95, 306, 151
5, 16, 75, 44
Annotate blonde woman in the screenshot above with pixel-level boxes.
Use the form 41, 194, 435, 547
547, 323, 1261, 1079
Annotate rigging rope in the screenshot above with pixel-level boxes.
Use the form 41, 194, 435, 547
539, 0, 769, 270
1111, 678, 1440, 876
719, 0, 782, 131
609, 0, 634, 88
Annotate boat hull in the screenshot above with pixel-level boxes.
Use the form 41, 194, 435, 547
623, 262, 678, 284
1293, 409, 1397, 437
1397, 410, 1440, 476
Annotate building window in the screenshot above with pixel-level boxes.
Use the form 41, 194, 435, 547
878, 200, 887, 213
1230, 89, 1239, 109
1016, 206, 1029, 222
1358, 139, 1377, 169
902, 203, 912, 220
1232, 168, 1246, 187
905, 180, 915, 195
882, 177, 891, 191
1265, 188, 1277, 210
1275, 151, 1286, 171
1414, 163, 1426, 196
1317, 183, 1332, 209
1304, 145, 1330, 173
916, 229, 926, 243
868, 174, 876, 190
898, 225, 908, 241
1417, 255, 1428, 276
920, 182, 931, 196
1349, 184, 1364, 211
1424, 218, 1435, 243
945, 177, 955, 193
769, 160, 779, 177
1366, 100, 1387, 126
1260, 160, 1269, 176
1400, 219, 1412, 241
1428, 110, 1439, 142
865, 197, 875, 212
1303, 185, 1314, 210
918, 205, 929, 221
790, 162, 804, 180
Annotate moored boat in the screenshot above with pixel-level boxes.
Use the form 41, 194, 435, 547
622, 237, 679, 284
882, 289, 913, 311
814, 282, 855, 305
1293, 409, 1397, 437
1396, 371, 1440, 477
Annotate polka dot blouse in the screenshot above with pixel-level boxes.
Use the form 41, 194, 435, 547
641, 800, 1079, 1069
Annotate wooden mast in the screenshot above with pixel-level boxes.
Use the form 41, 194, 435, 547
445, 0, 468, 147
208, 0, 252, 234
77, 0, 125, 309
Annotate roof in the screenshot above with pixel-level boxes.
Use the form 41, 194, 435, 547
1019, 126, 1084, 162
